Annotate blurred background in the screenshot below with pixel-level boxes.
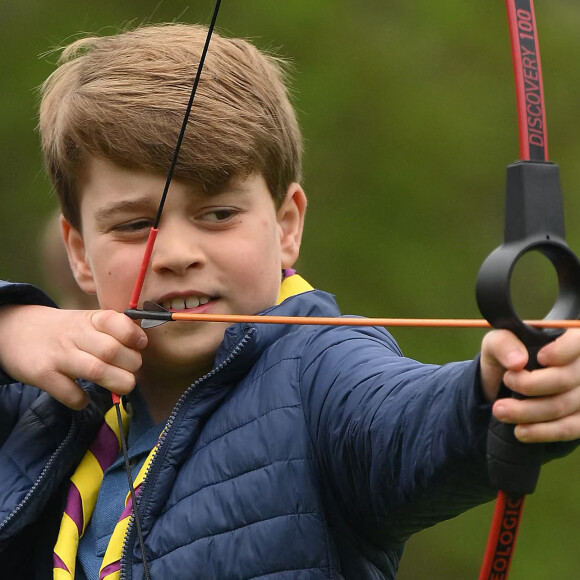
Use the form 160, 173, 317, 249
2, 0, 580, 577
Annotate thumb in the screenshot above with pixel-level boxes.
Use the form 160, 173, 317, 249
480, 329, 528, 401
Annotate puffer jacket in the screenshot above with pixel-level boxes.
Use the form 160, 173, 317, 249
0, 280, 497, 579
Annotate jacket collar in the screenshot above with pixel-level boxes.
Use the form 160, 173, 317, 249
215, 281, 340, 369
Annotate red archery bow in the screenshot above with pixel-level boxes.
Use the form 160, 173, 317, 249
477, 2, 580, 579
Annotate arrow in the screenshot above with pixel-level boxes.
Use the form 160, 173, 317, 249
125, 301, 580, 330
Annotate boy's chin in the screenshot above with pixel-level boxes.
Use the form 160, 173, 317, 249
142, 325, 226, 375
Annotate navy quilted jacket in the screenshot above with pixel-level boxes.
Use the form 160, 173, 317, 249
0, 281, 497, 579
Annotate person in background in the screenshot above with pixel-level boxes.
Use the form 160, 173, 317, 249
40, 210, 100, 310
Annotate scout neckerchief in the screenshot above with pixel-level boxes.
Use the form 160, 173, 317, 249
53, 403, 128, 579
52, 271, 313, 580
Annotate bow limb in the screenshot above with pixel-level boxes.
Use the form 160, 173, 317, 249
477, 2, 580, 578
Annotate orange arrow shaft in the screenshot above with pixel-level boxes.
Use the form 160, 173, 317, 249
169, 313, 580, 328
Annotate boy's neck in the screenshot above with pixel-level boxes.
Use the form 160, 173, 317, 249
136, 363, 212, 423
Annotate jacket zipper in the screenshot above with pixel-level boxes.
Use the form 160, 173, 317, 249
119, 330, 253, 579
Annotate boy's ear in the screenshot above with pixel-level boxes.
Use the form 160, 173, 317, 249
277, 183, 307, 268
60, 216, 97, 295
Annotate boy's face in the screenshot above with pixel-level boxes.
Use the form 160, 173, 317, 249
63, 156, 306, 377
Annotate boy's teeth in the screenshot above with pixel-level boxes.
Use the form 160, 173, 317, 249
162, 295, 210, 310
185, 296, 201, 309
170, 297, 186, 311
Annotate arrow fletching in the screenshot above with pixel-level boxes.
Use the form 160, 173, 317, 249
125, 301, 172, 328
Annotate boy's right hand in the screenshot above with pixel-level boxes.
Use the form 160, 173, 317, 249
0, 305, 147, 410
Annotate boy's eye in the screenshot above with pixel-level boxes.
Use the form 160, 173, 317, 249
112, 219, 153, 233
200, 208, 239, 223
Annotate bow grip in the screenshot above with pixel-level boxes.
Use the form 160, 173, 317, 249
476, 161, 580, 494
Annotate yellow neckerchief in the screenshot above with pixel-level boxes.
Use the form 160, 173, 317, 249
53, 273, 314, 580
53, 404, 128, 579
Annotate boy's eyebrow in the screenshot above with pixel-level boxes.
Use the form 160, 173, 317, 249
199, 180, 248, 197
94, 182, 250, 225
94, 197, 157, 224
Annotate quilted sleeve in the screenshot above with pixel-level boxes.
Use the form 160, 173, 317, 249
0, 281, 57, 441
0, 280, 57, 385
0, 382, 45, 446
297, 324, 495, 546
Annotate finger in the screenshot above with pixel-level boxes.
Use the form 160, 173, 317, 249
480, 330, 529, 401
75, 331, 143, 374
503, 362, 580, 397
91, 310, 148, 350
36, 369, 90, 410
60, 350, 138, 396
514, 412, 580, 443
482, 329, 528, 371
494, 386, 580, 425
537, 329, 580, 367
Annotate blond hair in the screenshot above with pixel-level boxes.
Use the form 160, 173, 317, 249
39, 23, 303, 228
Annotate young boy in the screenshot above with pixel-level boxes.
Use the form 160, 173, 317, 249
0, 22, 580, 580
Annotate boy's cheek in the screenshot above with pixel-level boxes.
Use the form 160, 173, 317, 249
88, 246, 144, 310
93, 269, 140, 311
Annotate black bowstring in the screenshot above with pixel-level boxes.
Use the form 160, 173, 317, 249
154, 0, 223, 229
115, 0, 223, 576
115, 403, 151, 580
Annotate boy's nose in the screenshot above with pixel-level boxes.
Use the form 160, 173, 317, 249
150, 220, 205, 275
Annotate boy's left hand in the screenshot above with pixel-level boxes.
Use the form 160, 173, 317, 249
480, 329, 580, 444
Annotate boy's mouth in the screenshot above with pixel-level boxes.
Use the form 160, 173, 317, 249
156, 293, 213, 312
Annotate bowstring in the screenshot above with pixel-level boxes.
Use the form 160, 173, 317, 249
114, 1, 223, 576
